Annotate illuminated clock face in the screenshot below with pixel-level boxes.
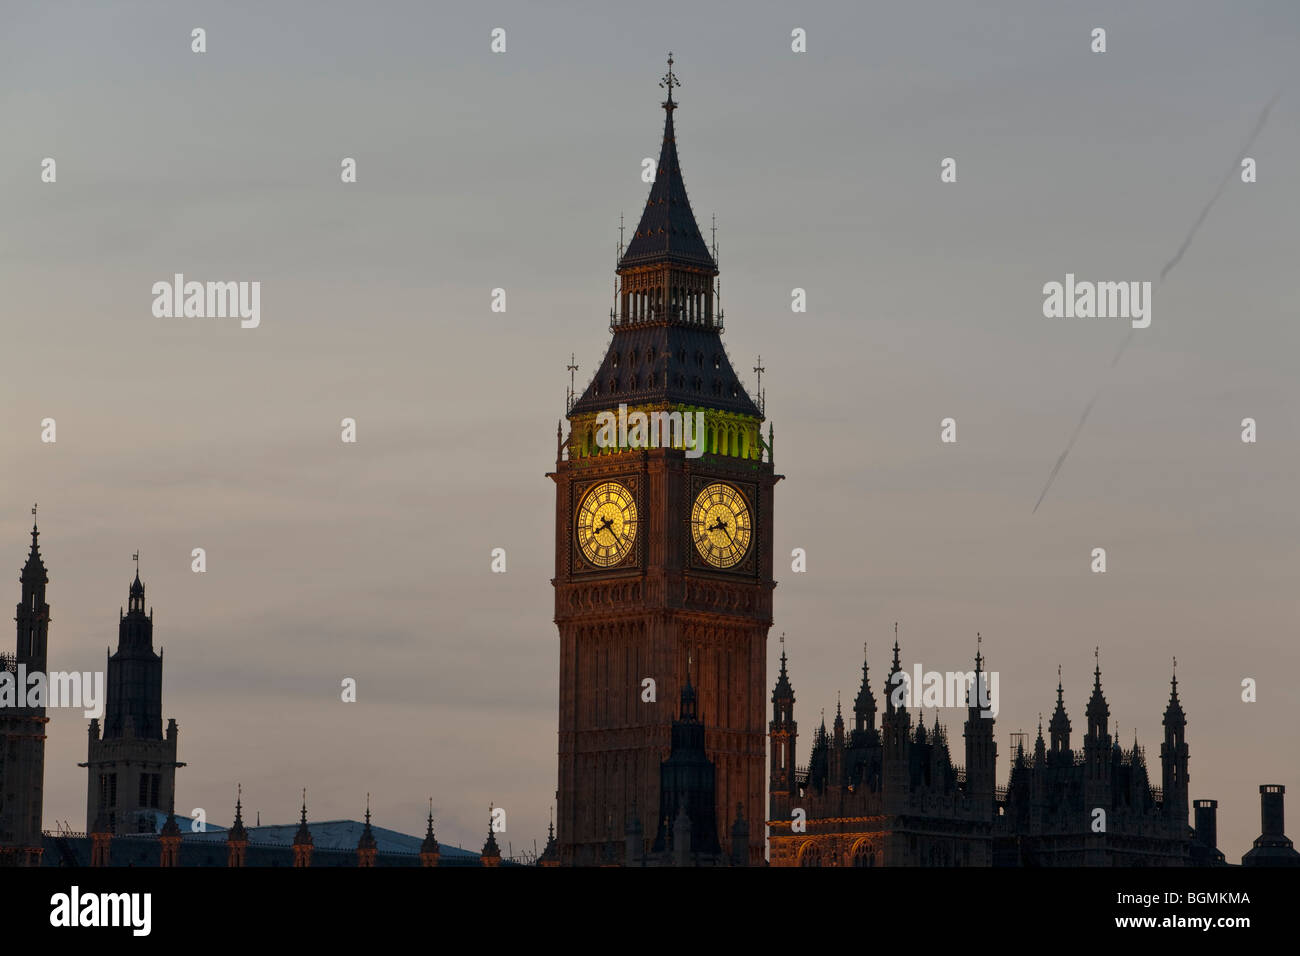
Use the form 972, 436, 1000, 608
691, 482, 752, 569
576, 481, 638, 568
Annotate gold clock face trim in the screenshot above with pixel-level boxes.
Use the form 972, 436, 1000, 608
576, 481, 638, 568
691, 482, 752, 569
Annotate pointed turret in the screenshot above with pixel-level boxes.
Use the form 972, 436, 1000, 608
852, 644, 877, 737
15, 504, 50, 673
884, 629, 908, 719
227, 785, 248, 867
962, 635, 997, 808
768, 635, 798, 818
356, 794, 378, 867
651, 653, 722, 859
420, 799, 440, 867
292, 790, 313, 867
21, 510, 46, 587
1048, 666, 1072, 762
1161, 659, 1189, 825
1085, 650, 1109, 741
481, 807, 502, 867
537, 812, 560, 868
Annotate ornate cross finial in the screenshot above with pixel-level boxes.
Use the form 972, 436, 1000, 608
132, 551, 140, 573
863, 641, 868, 661
660, 52, 680, 105
32, 503, 37, 520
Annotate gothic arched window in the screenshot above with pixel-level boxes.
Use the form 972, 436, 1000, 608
851, 841, 877, 868
798, 842, 823, 868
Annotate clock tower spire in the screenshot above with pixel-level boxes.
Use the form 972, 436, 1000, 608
551, 56, 777, 866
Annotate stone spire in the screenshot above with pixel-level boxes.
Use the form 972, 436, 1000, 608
1085, 647, 1109, 741
618, 53, 716, 272
420, 798, 440, 867
292, 789, 313, 867
1048, 665, 1072, 758
227, 784, 248, 867
481, 806, 502, 867
356, 794, 378, 867
852, 642, 877, 736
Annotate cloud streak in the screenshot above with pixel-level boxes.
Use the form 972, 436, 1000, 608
1032, 86, 1285, 514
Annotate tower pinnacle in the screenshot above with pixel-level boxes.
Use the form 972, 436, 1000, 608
660, 52, 679, 109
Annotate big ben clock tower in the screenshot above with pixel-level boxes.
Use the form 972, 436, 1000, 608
550, 56, 776, 866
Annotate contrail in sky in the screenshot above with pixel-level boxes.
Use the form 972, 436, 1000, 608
1031, 88, 1284, 515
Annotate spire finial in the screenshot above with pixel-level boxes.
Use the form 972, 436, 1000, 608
31, 502, 37, 527
565, 353, 579, 413
660, 52, 680, 108
365, 792, 371, 825
300, 788, 308, 824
